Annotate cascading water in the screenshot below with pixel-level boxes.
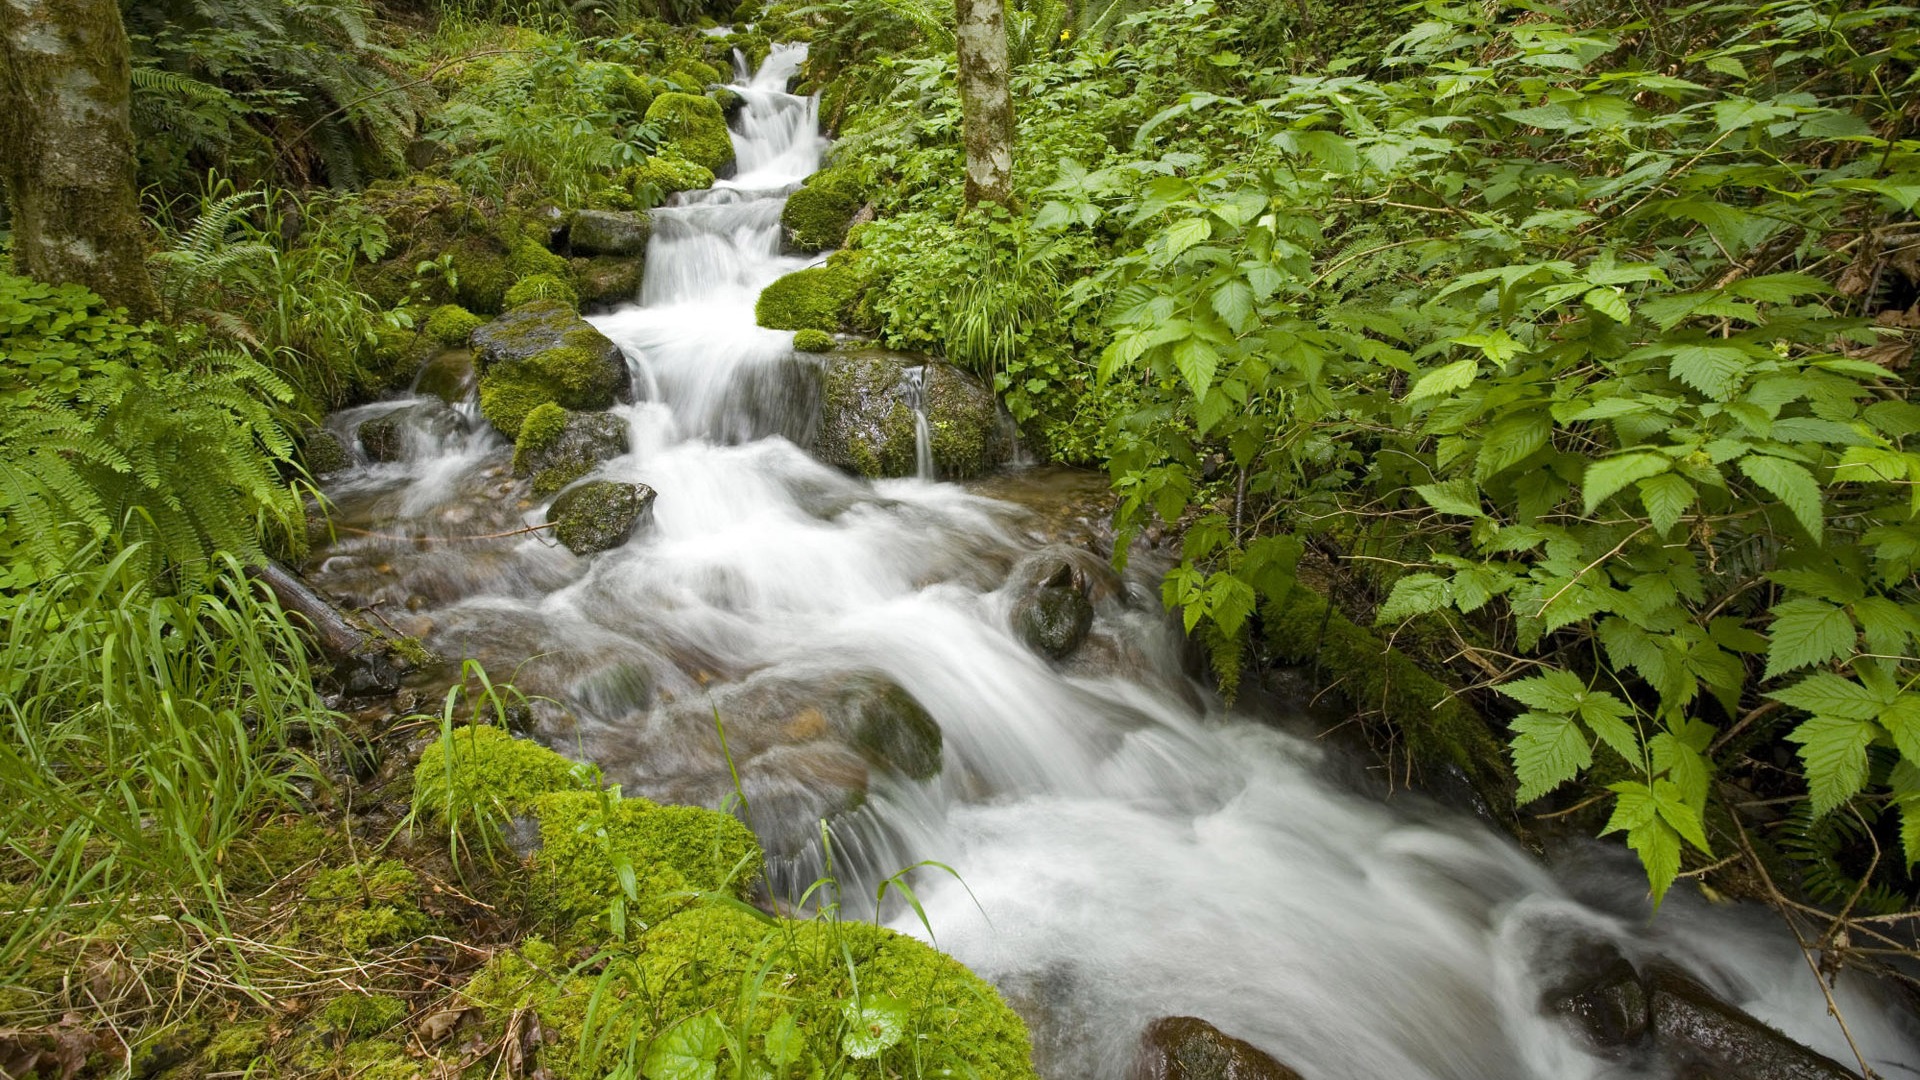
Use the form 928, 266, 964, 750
307, 45, 1920, 1080
902, 365, 935, 480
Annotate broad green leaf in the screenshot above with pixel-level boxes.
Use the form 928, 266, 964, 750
1578, 692, 1641, 766
1651, 732, 1711, 813
1407, 358, 1478, 402
1604, 784, 1682, 904
1498, 670, 1587, 713
1511, 713, 1593, 802
1784, 715, 1876, 816
1210, 280, 1257, 334
764, 1015, 803, 1069
842, 996, 909, 1060
1668, 345, 1750, 401
1652, 778, 1712, 853
1583, 287, 1630, 323
1768, 672, 1883, 720
1376, 573, 1451, 623
1173, 338, 1221, 399
1413, 479, 1486, 518
1638, 474, 1697, 536
1712, 97, 1794, 131
1880, 694, 1920, 766
646, 1015, 727, 1080
1582, 452, 1670, 514
1738, 455, 1824, 541
1162, 217, 1213, 259
1763, 598, 1856, 679
1893, 760, 1920, 867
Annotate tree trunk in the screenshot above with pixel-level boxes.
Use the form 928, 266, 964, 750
0, 0, 158, 319
954, 0, 1014, 207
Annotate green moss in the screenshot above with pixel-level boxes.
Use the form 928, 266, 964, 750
131, 1017, 212, 1079
201, 1022, 269, 1071
526, 789, 761, 931
513, 402, 571, 474
646, 92, 735, 176
505, 273, 581, 310
413, 724, 590, 829
1259, 583, 1516, 818
228, 817, 341, 890
478, 374, 550, 440
625, 154, 715, 202
587, 185, 638, 211
424, 304, 484, 346
781, 173, 863, 253
665, 57, 726, 92
307, 859, 429, 952
308, 858, 418, 904
478, 334, 625, 439
754, 261, 864, 332
508, 232, 571, 280
452, 239, 514, 314
382, 633, 439, 671
792, 328, 834, 352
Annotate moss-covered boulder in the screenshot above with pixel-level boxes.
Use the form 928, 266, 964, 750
646, 92, 735, 177
711, 85, 746, 119
569, 209, 653, 257
549, 480, 655, 555
624, 154, 715, 202
754, 255, 868, 333
792, 328, 834, 352
504, 272, 580, 310
352, 177, 570, 315
527, 790, 760, 929
357, 399, 466, 463
571, 256, 644, 308
781, 172, 863, 253
471, 300, 631, 438
514, 407, 631, 496
424, 304, 484, 346
300, 426, 352, 477
809, 350, 1011, 480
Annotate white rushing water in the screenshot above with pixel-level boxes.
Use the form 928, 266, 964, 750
313, 45, 1920, 1080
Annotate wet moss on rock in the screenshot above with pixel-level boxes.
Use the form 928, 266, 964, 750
504, 272, 580, 310
514, 408, 630, 496
471, 300, 630, 437
646, 92, 735, 176
526, 790, 761, 931
424, 304, 484, 346
412, 724, 590, 829
624, 154, 714, 202
548, 480, 655, 555
754, 254, 869, 333
781, 171, 863, 253
811, 351, 1010, 480
792, 328, 834, 352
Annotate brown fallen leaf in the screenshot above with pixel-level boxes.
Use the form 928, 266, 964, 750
416, 1007, 470, 1047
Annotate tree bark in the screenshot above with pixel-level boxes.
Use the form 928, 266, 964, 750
0, 0, 159, 319
954, 0, 1014, 207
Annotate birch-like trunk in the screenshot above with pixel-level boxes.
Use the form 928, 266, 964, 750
0, 0, 159, 319
954, 0, 1013, 207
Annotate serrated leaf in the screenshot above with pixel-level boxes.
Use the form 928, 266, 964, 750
764, 1014, 803, 1069
1413, 479, 1486, 518
1407, 358, 1478, 402
1880, 694, 1920, 766
1582, 452, 1670, 514
1511, 713, 1592, 802
1668, 345, 1750, 400
1173, 337, 1221, 399
1651, 732, 1711, 814
1638, 473, 1697, 536
1784, 715, 1876, 816
1764, 598, 1856, 679
1579, 692, 1641, 766
1499, 670, 1589, 713
1652, 778, 1712, 853
1892, 760, 1920, 867
1162, 217, 1213, 259
1583, 287, 1630, 323
1738, 454, 1823, 542
1376, 573, 1451, 623
1604, 784, 1683, 904
1768, 672, 1884, 720
1210, 280, 1256, 334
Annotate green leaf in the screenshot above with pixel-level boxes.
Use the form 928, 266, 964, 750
1578, 692, 1641, 766
1406, 358, 1478, 402
1413, 479, 1485, 518
1376, 573, 1451, 623
1737, 455, 1823, 542
1880, 694, 1920, 767
645, 1015, 726, 1080
1892, 760, 1920, 868
1210, 280, 1256, 334
1651, 732, 1711, 814
1784, 715, 1876, 816
841, 996, 909, 1060
1712, 97, 1794, 131
1768, 672, 1884, 720
1638, 474, 1697, 536
1173, 338, 1221, 399
1668, 345, 1750, 401
1583, 287, 1630, 323
1582, 452, 1670, 514
1603, 784, 1682, 904
1162, 217, 1213, 259
1764, 599, 1856, 679
764, 1015, 803, 1069
1511, 713, 1593, 803
1498, 670, 1587, 713
1652, 778, 1712, 853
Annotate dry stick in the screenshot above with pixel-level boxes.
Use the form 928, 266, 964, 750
1726, 808, 1880, 1079
335, 522, 556, 544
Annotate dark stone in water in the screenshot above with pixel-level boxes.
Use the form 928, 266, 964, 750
357, 400, 464, 463
413, 348, 476, 404
808, 349, 1011, 479
1545, 941, 1649, 1049
568, 209, 652, 257
516, 409, 630, 496
549, 480, 655, 555
848, 681, 942, 781
300, 425, 352, 477
1134, 1017, 1303, 1080
1014, 586, 1094, 660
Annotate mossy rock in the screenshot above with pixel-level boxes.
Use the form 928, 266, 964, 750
792, 328, 834, 352
1257, 582, 1517, 820
847, 681, 942, 780
810, 350, 1012, 480
358, 399, 465, 463
646, 92, 736, 177
526, 790, 761, 930
413, 724, 591, 830
459, 902, 1037, 1080
624, 154, 715, 202
414, 348, 477, 404
711, 85, 746, 119
505, 272, 581, 310
753, 259, 865, 333
471, 300, 631, 437
1013, 586, 1094, 661
424, 304, 484, 346
300, 426, 352, 477
665, 57, 727, 92
548, 480, 655, 555
781, 172, 863, 253
352, 178, 561, 316
571, 255, 644, 308
514, 407, 631, 496
568, 209, 653, 257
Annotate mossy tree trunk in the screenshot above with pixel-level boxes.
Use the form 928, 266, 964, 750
954, 0, 1013, 207
0, 0, 159, 319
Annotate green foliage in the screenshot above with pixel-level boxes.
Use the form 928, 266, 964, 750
645, 92, 737, 176
937, 0, 1920, 903
624, 154, 716, 204
781, 170, 865, 253
0, 272, 302, 584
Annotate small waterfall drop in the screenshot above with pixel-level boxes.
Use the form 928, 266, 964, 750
902, 364, 934, 480
303, 46, 1920, 1080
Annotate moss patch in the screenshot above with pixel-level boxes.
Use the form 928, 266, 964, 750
424, 304, 484, 346
754, 257, 867, 333
505, 273, 580, 310
527, 790, 761, 931
792, 328, 834, 352
781, 171, 863, 253
646, 93, 735, 176
625, 154, 714, 201
412, 724, 590, 829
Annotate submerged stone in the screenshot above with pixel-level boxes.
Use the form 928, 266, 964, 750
548, 480, 654, 555
357, 400, 464, 463
1135, 1017, 1303, 1080
809, 349, 1012, 479
1013, 586, 1094, 661
413, 349, 476, 404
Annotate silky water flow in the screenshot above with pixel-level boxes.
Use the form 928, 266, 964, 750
307, 43, 1920, 1080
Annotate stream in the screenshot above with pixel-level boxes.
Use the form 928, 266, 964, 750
309, 43, 1920, 1080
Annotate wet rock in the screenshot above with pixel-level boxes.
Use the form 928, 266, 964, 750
341, 651, 402, 699
569, 209, 652, 257
809, 349, 1012, 479
300, 426, 352, 477
470, 299, 631, 438
572, 255, 644, 308
413, 349, 476, 404
1134, 1017, 1303, 1080
357, 400, 464, 463
1014, 586, 1094, 661
1544, 941, 1649, 1050
1648, 967, 1855, 1080
847, 681, 942, 780
514, 408, 631, 496
548, 480, 655, 555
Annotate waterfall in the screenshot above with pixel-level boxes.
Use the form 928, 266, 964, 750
307, 46, 1920, 1080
